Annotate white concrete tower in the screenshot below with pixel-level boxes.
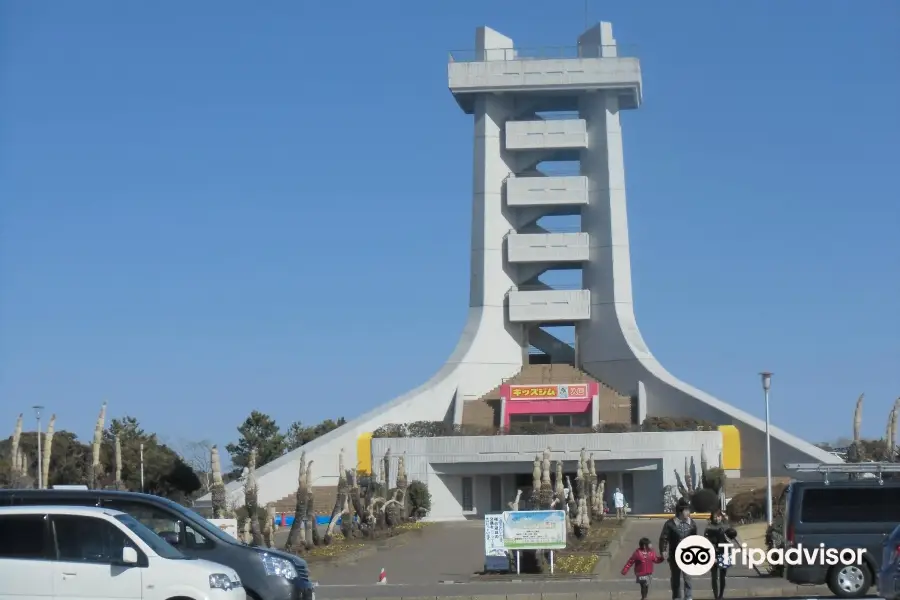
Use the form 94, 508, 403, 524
449, 22, 838, 475
208, 21, 837, 509
449, 23, 644, 374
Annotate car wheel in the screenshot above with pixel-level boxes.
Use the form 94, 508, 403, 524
827, 563, 871, 598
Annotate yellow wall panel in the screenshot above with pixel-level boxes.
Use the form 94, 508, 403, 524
718, 425, 741, 469
357, 432, 373, 474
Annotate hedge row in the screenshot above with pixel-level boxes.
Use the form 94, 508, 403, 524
372, 417, 717, 438
725, 483, 789, 522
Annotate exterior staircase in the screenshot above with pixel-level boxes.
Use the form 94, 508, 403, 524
271, 486, 338, 518
460, 398, 500, 428
461, 363, 634, 425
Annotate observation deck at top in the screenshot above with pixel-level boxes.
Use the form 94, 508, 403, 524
448, 25, 642, 114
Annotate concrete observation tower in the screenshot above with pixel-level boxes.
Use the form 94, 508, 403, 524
208, 22, 838, 510
440, 21, 835, 474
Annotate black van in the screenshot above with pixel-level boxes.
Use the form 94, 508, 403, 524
0, 489, 315, 600
783, 479, 900, 598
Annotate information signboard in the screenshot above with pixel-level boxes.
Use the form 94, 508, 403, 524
208, 518, 239, 540
501, 509, 567, 550
483, 513, 509, 571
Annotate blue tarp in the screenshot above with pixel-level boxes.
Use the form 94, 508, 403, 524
274, 515, 358, 527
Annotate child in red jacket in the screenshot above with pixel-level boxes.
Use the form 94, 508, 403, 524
622, 537, 665, 600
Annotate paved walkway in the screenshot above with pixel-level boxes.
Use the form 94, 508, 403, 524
311, 521, 486, 585
306, 517, 763, 589
602, 518, 758, 581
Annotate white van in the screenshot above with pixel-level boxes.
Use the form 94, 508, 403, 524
0, 505, 246, 600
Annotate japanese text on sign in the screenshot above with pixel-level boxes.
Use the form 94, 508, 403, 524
510, 385, 558, 398
508, 384, 589, 400
502, 510, 567, 550
484, 514, 506, 557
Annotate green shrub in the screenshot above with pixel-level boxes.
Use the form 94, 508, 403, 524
370, 417, 718, 438
598, 422, 633, 433
690, 488, 719, 513
642, 417, 717, 432
372, 421, 495, 438
725, 483, 787, 522
407, 480, 431, 518
702, 467, 726, 494
765, 514, 786, 576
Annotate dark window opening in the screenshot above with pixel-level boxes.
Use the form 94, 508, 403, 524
490, 476, 503, 512
0, 515, 48, 559
462, 477, 474, 512
102, 500, 213, 550
52, 515, 131, 564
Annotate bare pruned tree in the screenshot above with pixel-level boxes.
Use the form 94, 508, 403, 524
177, 439, 214, 494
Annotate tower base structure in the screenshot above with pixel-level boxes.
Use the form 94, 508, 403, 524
204, 21, 838, 510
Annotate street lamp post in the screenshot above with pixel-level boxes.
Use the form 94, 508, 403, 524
33, 406, 45, 489
760, 372, 773, 525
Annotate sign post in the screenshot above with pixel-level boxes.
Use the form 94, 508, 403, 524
484, 509, 567, 574
501, 509, 567, 550
483, 514, 508, 572
208, 518, 239, 540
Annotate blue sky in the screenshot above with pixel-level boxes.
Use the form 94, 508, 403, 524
2, 1, 898, 456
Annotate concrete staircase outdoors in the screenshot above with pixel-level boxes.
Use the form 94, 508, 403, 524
461, 363, 634, 425
272, 485, 338, 518
272, 365, 634, 516
460, 398, 500, 428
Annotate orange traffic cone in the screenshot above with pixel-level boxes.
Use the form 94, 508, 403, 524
377, 568, 387, 584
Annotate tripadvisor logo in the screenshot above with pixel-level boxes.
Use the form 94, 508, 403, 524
674, 535, 866, 576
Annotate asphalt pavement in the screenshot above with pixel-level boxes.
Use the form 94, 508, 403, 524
311, 518, 812, 599
315, 579, 831, 599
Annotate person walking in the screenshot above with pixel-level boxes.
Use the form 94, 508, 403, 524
658, 498, 698, 600
622, 537, 665, 600
703, 509, 735, 599
613, 487, 626, 520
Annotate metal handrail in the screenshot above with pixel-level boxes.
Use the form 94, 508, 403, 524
506, 226, 584, 236
532, 111, 581, 121
448, 44, 638, 63
509, 283, 585, 293
785, 462, 900, 485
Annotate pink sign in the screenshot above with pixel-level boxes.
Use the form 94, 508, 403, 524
501, 382, 598, 428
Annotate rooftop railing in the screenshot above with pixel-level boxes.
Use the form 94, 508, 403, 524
506, 225, 584, 235
511, 282, 585, 292
372, 417, 718, 438
448, 44, 638, 63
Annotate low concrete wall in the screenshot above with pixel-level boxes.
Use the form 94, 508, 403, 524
372, 431, 723, 518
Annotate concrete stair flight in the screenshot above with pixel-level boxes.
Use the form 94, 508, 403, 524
272, 486, 338, 518
461, 363, 633, 427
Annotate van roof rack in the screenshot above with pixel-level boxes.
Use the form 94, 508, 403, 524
785, 462, 900, 484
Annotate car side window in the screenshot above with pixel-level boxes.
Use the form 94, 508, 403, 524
101, 500, 213, 550
0, 514, 49, 559
801, 487, 900, 522
52, 515, 132, 564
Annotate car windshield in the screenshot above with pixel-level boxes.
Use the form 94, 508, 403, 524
154, 496, 242, 545
115, 514, 186, 559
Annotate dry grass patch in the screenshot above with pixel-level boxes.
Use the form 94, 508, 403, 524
554, 520, 624, 574
301, 521, 430, 563
555, 553, 600, 574
735, 522, 767, 549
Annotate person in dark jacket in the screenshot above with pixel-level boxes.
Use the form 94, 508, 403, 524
703, 509, 735, 599
658, 498, 698, 600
